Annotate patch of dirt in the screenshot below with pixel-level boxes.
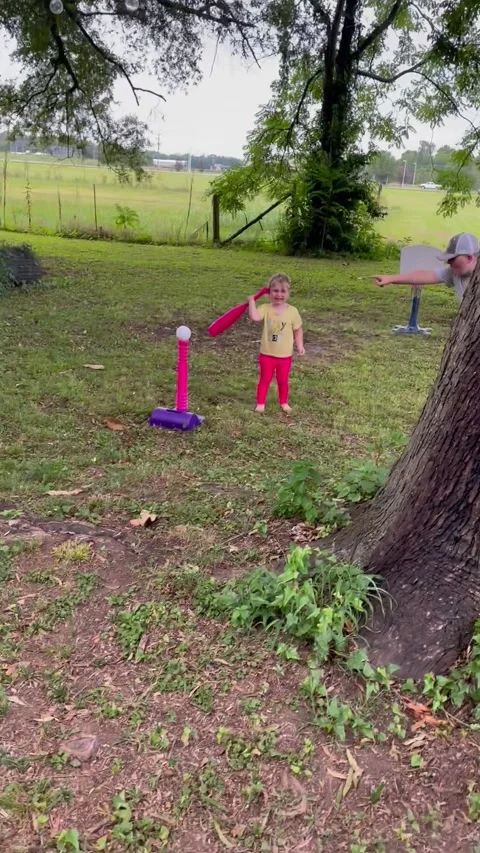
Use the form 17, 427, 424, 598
126, 315, 363, 363
1, 515, 480, 852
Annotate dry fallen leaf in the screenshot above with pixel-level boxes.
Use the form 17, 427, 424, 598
404, 700, 431, 717
404, 700, 444, 729
412, 714, 445, 731
7, 695, 28, 707
213, 821, 234, 849
404, 733, 428, 748
83, 364, 104, 370
34, 714, 56, 723
343, 749, 363, 798
47, 489, 83, 497
327, 768, 348, 780
104, 418, 126, 432
129, 510, 158, 528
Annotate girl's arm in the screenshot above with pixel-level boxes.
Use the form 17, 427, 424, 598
294, 327, 305, 355
248, 296, 262, 322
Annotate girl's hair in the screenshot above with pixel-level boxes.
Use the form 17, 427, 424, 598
268, 273, 291, 290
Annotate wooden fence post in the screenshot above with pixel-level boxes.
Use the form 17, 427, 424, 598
93, 184, 98, 233
212, 194, 220, 244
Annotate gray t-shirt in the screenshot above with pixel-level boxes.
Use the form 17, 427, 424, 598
435, 266, 470, 301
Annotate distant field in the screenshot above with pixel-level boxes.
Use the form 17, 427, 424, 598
1, 154, 478, 246
0, 157, 265, 243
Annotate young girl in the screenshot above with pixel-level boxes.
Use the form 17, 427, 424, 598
248, 273, 304, 414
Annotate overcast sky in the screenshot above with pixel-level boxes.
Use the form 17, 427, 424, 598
2, 31, 477, 158
112, 39, 478, 156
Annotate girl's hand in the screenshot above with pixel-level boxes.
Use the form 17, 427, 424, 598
297, 345, 305, 356
372, 275, 391, 287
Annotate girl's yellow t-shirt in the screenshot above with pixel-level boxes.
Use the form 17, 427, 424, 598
257, 304, 302, 358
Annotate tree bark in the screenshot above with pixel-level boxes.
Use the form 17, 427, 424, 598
300, 0, 360, 252
326, 259, 480, 679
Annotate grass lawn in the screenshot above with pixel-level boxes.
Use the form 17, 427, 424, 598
1, 232, 479, 852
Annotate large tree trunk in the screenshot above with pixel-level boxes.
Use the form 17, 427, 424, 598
327, 260, 480, 679
301, 0, 360, 252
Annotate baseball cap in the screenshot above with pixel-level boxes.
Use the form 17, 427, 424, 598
436, 232, 480, 261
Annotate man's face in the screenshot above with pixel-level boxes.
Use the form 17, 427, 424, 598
448, 254, 477, 276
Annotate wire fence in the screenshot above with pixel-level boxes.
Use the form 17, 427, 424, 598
0, 156, 282, 246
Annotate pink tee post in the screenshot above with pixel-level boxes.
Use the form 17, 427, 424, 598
149, 324, 203, 432
176, 340, 189, 411
175, 326, 191, 412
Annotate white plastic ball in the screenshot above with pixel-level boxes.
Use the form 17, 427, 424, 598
176, 325, 192, 342
49, 0, 64, 13
125, 0, 140, 11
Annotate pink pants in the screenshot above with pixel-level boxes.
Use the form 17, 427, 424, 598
256, 354, 292, 405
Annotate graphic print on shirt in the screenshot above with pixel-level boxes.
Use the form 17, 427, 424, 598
267, 318, 286, 345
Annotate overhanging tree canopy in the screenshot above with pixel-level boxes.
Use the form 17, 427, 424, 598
0, 0, 263, 177
212, 0, 480, 251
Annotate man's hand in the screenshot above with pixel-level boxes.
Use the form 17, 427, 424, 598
372, 275, 392, 287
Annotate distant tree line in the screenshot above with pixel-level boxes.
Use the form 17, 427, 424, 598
367, 141, 480, 189
0, 132, 241, 172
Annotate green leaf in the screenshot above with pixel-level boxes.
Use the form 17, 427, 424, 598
56, 828, 81, 852
370, 781, 386, 804
410, 754, 424, 769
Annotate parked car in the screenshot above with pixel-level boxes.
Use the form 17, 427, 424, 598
419, 181, 441, 190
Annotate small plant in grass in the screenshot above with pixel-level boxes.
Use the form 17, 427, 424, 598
274, 462, 325, 525
0, 779, 73, 817
421, 619, 480, 716
274, 459, 387, 528
300, 667, 376, 741
213, 546, 381, 664
53, 541, 91, 562
26, 568, 54, 584
55, 828, 81, 852
109, 789, 169, 849
216, 726, 280, 770
148, 724, 170, 750
114, 204, 139, 230
468, 784, 480, 821
0, 686, 9, 717
46, 672, 70, 704
192, 684, 214, 713
113, 603, 163, 660
30, 573, 97, 633
0, 541, 13, 583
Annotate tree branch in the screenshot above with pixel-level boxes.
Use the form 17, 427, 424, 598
331, 0, 346, 49
352, 0, 404, 59
307, 0, 331, 36
50, 23, 80, 94
154, 0, 254, 28
417, 72, 480, 144
221, 194, 291, 245
63, 8, 166, 105
285, 65, 324, 146
12, 69, 58, 117
78, 0, 254, 27
324, 0, 345, 82
357, 57, 428, 84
